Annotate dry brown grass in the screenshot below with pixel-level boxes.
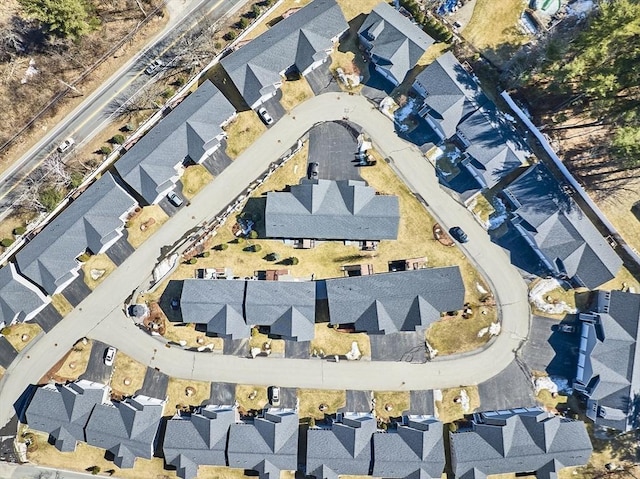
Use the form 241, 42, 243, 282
224, 111, 267, 158
599, 191, 640, 264
280, 77, 314, 111
249, 329, 285, 355
244, 0, 313, 39
2, 322, 43, 352
600, 266, 640, 293
310, 324, 371, 358
81, 253, 117, 290
374, 391, 410, 422
236, 384, 269, 413
298, 388, 346, 420
126, 204, 169, 248
536, 389, 569, 412
198, 465, 255, 479
0, 210, 36, 245
336, 0, 380, 20
425, 305, 497, 356
51, 339, 92, 380
181, 164, 214, 200
51, 294, 73, 316
436, 386, 480, 423
164, 321, 224, 350
166, 378, 211, 413
110, 352, 146, 397
0, 365, 5, 380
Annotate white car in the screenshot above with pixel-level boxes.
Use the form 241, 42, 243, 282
104, 347, 116, 366
258, 107, 274, 125
167, 191, 184, 207
57, 138, 75, 154
269, 386, 280, 406
145, 59, 165, 75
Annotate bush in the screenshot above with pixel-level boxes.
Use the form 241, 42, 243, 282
237, 17, 249, 29
13, 226, 26, 236
224, 31, 237, 41
162, 87, 175, 99
70, 171, 84, 188
112, 134, 125, 145
248, 230, 258, 239
422, 17, 452, 43
39, 187, 64, 212
123, 123, 135, 132
90, 466, 101, 475
289, 256, 299, 265
77, 252, 91, 262
0, 327, 10, 335
251, 4, 262, 17
215, 243, 229, 251
201, 251, 210, 258
236, 237, 245, 244
252, 244, 262, 253
266, 252, 280, 261
1, 238, 14, 247
188, 258, 197, 264
100, 145, 112, 155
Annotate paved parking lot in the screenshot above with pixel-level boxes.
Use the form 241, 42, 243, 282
370, 332, 427, 363
285, 340, 310, 359
478, 360, 537, 411
260, 91, 286, 127
79, 339, 113, 385
208, 382, 236, 405
33, 304, 63, 333
305, 62, 340, 95
342, 390, 372, 413
308, 121, 361, 181
106, 234, 135, 267
0, 337, 17, 369
409, 390, 435, 415
63, 274, 92, 307
202, 143, 233, 176
136, 367, 170, 399
522, 315, 579, 378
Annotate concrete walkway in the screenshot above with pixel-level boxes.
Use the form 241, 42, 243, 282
0, 93, 530, 428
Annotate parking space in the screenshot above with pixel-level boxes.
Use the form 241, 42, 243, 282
284, 340, 310, 359
370, 332, 427, 363
278, 387, 297, 409
260, 90, 287, 127
478, 360, 537, 411
409, 390, 435, 415
342, 390, 372, 413
223, 338, 248, 357
202, 142, 233, 176
208, 382, 236, 405
136, 367, 170, 399
522, 315, 579, 378
106, 233, 135, 266
158, 182, 185, 217
0, 416, 18, 463
308, 121, 361, 181
79, 339, 114, 385
0, 337, 18, 369
33, 304, 63, 333
305, 62, 341, 95
63, 274, 92, 307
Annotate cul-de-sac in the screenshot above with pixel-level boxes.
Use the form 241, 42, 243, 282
0, 0, 638, 478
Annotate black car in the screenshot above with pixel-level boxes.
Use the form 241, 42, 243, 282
449, 226, 469, 243
307, 162, 319, 179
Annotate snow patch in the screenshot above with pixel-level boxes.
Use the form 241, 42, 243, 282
529, 278, 578, 315
394, 97, 416, 122
488, 197, 508, 230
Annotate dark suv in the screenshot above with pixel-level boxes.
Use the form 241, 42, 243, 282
449, 226, 469, 243
307, 162, 319, 179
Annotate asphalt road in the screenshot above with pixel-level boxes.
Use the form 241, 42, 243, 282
0, 93, 531, 429
0, 0, 247, 217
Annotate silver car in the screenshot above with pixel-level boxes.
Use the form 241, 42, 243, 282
258, 107, 274, 125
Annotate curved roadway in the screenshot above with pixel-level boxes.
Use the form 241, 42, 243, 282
0, 93, 530, 428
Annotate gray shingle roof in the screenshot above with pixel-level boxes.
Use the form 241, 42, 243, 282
221, 0, 348, 108
15, 172, 136, 295
456, 107, 527, 190
163, 405, 236, 479
245, 280, 316, 341
26, 380, 109, 452
265, 179, 400, 241
0, 262, 49, 327
115, 80, 235, 204
575, 290, 640, 431
413, 52, 488, 139
325, 268, 465, 334
450, 408, 592, 479
180, 279, 250, 339
227, 409, 299, 479
306, 412, 377, 479
503, 164, 622, 289
372, 416, 445, 479
358, 2, 434, 85
85, 395, 164, 468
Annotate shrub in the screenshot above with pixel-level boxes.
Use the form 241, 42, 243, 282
1, 238, 14, 247
77, 252, 91, 262
188, 258, 197, 264
251, 4, 262, 17
1, 327, 10, 335
40, 187, 64, 212
422, 17, 452, 43
123, 123, 135, 132
174, 77, 185, 87
248, 230, 258, 239
70, 171, 84, 188
236, 237, 245, 244
266, 252, 280, 261
90, 466, 101, 475
13, 226, 26, 236
201, 251, 210, 258
100, 145, 112, 155
215, 243, 229, 251
112, 134, 125, 145
224, 31, 237, 41
252, 244, 262, 253
237, 17, 249, 29
162, 87, 175, 99
289, 256, 299, 265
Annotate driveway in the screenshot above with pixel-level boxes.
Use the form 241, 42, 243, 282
202, 142, 233, 176
522, 315, 579, 378
308, 121, 361, 181
79, 339, 114, 385
32, 304, 63, 333
106, 233, 135, 267
342, 390, 372, 413
278, 387, 297, 409
285, 341, 310, 359
370, 332, 427, 363
361, 64, 395, 104
409, 390, 434, 415
208, 382, 236, 405
477, 360, 537, 411
0, 338, 17, 369
260, 90, 286, 127
158, 181, 186, 217
62, 274, 92, 307
223, 339, 248, 357
136, 367, 170, 399
305, 62, 340, 95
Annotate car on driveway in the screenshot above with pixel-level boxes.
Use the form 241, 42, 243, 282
307, 162, 319, 179
167, 191, 184, 207
57, 138, 75, 154
449, 226, 468, 243
104, 347, 116, 366
258, 107, 274, 125
558, 324, 575, 333
269, 386, 280, 406
145, 59, 164, 75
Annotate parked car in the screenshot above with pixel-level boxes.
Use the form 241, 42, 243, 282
449, 226, 468, 243
307, 162, 319, 179
269, 386, 280, 406
57, 138, 75, 154
167, 191, 184, 207
145, 59, 164, 75
258, 107, 274, 125
559, 324, 575, 333
104, 347, 116, 366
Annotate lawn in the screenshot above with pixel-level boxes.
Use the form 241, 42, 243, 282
0, 210, 36, 246
280, 77, 314, 112
81, 253, 117, 290
310, 324, 371, 358
600, 266, 640, 293
374, 391, 410, 422
1, 322, 42, 352
469, 194, 495, 226
181, 164, 213, 200
51, 294, 73, 316
336, 0, 380, 21
461, 0, 528, 66
110, 352, 146, 397
435, 386, 480, 423
224, 111, 267, 159
249, 328, 285, 355
50, 338, 92, 380
126, 204, 169, 248
197, 466, 254, 479
166, 378, 211, 413
425, 305, 497, 356
164, 321, 224, 350
236, 384, 269, 413
298, 388, 346, 421
244, 0, 313, 40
